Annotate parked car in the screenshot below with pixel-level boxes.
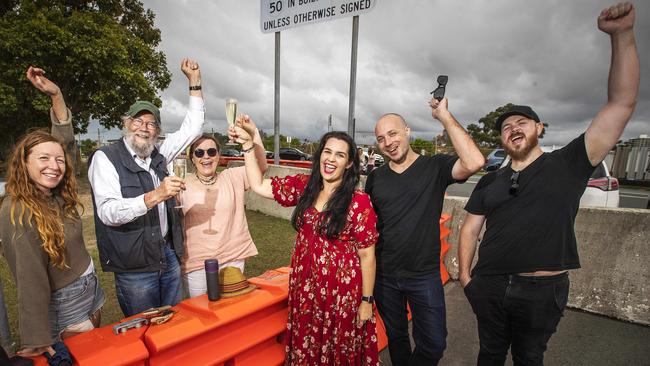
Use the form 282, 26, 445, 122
484, 148, 506, 171
279, 147, 311, 161
500, 147, 619, 207
220, 149, 241, 157
266, 150, 274, 159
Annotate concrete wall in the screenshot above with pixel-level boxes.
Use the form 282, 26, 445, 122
242, 165, 650, 325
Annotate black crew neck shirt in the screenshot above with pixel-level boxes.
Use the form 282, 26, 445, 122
465, 134, 597, 275
365, 154, 459, 278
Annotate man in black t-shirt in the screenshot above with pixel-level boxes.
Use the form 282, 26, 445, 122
365, 97, 484, 365
459, 3, 639, 365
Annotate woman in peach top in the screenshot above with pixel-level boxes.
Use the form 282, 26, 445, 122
180, 126, 267, 298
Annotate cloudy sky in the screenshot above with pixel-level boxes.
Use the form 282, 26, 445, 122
86, 0, 648, 147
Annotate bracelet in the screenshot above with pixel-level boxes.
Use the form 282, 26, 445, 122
242, 145, 255, 154
189, 85, 202, 91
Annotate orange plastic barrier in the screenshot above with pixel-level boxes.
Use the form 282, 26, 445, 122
25, 212, 457, 365
220, 156, 312, 169
439, 213, 452, 285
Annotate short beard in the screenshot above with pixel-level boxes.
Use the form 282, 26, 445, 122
124, 129, 157, 158
503, 133, 539, 161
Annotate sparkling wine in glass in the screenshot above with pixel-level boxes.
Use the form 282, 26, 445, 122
173, 158, 186, 209
225, 98, 238, 145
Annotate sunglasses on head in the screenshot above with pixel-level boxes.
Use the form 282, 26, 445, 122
194, 148, 218, 158
509, 171, 520, 196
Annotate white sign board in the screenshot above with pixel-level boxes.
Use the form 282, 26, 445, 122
260, 0, 375, 33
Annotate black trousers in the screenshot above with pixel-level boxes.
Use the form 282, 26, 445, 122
464, 272, 569, 366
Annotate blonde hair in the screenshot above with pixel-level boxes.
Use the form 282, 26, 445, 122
3, 129, 81, 268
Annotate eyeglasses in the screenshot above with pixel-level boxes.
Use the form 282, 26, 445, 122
194, 148, 218, 158
131, 118, 158, 130
509, 171, 520, 196
430, 75, 448, 101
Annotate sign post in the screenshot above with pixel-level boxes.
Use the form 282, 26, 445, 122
260, 0, 376, 148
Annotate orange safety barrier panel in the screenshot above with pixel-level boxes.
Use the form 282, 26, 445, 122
145, 267, 291, 366
440, 213, 452, 285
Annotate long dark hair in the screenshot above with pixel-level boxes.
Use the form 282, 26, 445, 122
291, 131, 360, 239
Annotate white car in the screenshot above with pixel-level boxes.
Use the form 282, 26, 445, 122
500, 147, 619, 208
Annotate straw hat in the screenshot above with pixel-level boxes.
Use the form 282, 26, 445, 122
219, 267, 256, 298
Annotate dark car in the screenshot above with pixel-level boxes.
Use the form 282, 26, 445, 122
279, 147, 311, 161
484, 148, 506, 171
220, 149, 241, 157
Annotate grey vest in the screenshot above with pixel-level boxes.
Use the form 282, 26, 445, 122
90, 139, 184, 273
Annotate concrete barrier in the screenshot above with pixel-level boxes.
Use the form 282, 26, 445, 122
241, 165, 650, 326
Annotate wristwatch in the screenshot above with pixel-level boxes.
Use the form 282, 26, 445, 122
361, 295, 374, 304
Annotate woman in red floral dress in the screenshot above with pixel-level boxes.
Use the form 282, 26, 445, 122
230, 116, 379, 365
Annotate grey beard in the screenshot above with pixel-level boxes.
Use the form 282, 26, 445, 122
124, 129, 156, 158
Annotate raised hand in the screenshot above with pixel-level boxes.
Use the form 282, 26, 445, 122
157, 176, 186, 200
598, 2, 635, 35
429, 97, 450, 121
236, 114, 258, 137
228, 125, 253, 147
180, 58, 201, 85
26, 66, 61, 97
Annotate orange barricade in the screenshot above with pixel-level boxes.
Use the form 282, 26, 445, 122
439, 213, 452, 285
26, 212, 457, 365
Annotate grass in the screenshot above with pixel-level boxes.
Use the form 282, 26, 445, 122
0, 178, 297, 346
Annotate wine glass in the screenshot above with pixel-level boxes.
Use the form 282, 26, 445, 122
173, 158, 186, 209
225, 98, 238, 145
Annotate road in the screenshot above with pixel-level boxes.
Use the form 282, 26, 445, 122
446, 175, 650, 209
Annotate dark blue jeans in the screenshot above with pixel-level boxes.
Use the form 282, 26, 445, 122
464, 272, 569, 366
114, 244, 182, 317
375, 273, 447, 366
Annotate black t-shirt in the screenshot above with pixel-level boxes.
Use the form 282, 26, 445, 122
465, 134, 596, 275
365, 154, 459, 278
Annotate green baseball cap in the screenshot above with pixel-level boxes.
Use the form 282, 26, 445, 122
127, 100, 161, 125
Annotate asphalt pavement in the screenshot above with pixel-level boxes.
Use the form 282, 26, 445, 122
379, 281, 650, 366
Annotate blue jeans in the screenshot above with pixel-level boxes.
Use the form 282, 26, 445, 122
114, 244, 182, 317
375, 273, 447, 366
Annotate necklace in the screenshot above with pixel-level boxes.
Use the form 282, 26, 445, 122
196, 173, 217, 186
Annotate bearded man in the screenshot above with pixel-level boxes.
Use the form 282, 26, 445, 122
88, 58, 204, 316
458, 3, 639, 365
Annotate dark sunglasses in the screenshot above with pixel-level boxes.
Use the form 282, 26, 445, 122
430, 75, 448, 101
194, 148, 218, 158
509, 171, 520, 196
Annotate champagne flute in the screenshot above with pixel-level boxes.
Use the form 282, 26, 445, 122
173, 158, 186, 209
225, 98, 238, 145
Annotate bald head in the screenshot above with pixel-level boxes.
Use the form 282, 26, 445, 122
376, 113, 407, 132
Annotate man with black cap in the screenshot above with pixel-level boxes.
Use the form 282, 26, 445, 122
458, 3, 639, 365
88, 58, 204, 316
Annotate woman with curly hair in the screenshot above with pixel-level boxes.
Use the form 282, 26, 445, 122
230, 116, 379, 366
0, 67, 104, 356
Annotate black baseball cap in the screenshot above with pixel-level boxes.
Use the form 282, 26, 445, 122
494, 105, 540, 132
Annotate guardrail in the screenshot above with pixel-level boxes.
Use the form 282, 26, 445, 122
219, 156, 312, 169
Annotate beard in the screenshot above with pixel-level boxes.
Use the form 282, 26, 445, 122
124, 129, 157, 158
503, 132, 539, 161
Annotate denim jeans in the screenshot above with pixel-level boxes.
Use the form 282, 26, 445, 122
114, 244, 182, 317
49, 270, 105, 340
375, 273, 447, 366
464, 272, 569, 366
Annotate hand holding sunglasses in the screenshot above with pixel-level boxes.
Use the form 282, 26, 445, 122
430, 75, 448, 101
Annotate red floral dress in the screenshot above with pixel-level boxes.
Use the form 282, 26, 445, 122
271, 174, 380, 366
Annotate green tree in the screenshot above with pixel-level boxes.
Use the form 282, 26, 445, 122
0, 0, 171, 149
467, 103, 548, 148
79, 138, 96, 157
410, 138, 434, 156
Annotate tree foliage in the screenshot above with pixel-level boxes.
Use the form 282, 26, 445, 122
467, 103, 548, 148
0, 0, 171, 149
